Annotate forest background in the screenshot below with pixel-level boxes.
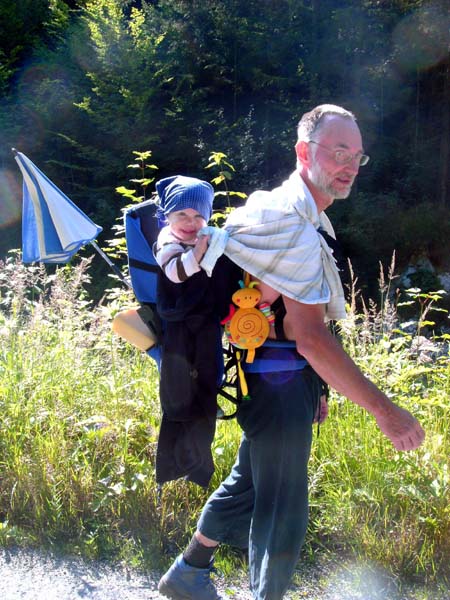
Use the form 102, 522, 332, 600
0, 0, 449, 303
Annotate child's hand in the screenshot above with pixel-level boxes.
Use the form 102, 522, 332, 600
193, 234, 210, 263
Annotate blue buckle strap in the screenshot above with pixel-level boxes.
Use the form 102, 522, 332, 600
243, 339, 308, 373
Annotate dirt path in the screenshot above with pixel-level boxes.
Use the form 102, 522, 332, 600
0, 546, 447, 599
0, 546, 252, 600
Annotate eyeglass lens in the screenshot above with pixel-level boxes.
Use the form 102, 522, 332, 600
310, 141, 369, 166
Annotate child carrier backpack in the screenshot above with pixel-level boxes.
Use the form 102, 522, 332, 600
117, 199, 163, 362
112, 199, 241, 417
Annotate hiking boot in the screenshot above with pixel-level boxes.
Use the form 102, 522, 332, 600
158, 554, 222, 599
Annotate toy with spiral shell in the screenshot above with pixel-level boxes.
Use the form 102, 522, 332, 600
222, 277, 271, 363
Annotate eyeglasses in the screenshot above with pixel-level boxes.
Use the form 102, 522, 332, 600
309, 141, 370, 166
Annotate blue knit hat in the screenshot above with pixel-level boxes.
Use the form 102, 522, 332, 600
156, 175, 213, 223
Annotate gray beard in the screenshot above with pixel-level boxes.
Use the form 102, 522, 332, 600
308, 165, 353, 200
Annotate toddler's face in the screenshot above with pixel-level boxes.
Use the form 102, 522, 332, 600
167, 208, 207, 243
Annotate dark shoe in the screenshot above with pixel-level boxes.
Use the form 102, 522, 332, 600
158, 554, 221, 599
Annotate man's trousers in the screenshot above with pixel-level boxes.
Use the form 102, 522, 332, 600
197, 365, 322, 600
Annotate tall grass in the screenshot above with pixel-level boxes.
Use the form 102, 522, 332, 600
307, 261, 449, 585
0, 253, 448, 588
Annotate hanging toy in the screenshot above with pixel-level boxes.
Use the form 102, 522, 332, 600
222, 276, 271, 363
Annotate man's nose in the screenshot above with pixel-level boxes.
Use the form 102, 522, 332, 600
346, 157, 360, 174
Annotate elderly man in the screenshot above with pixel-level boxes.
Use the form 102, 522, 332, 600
158, 104, 425, 600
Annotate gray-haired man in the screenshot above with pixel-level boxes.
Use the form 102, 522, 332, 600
158, 104, 425, 600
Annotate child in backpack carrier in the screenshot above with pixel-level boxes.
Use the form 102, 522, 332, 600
154, 175, 212, 282
153, 175, 225, 489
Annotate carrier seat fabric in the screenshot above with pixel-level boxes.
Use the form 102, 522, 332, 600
125, 200, 162, 304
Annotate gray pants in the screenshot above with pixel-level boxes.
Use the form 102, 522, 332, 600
198, 365, 321, 599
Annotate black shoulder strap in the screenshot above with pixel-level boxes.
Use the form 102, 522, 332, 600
317, 227, 349, 289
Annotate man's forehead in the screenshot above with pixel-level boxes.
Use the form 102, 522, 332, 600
318, 115, 363, 147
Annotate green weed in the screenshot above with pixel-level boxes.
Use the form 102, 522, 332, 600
0, 252, 448, 591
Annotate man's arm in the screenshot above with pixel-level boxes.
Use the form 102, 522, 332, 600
282, 296, 425, 451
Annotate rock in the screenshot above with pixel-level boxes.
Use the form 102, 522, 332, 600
437, 272, 450, 293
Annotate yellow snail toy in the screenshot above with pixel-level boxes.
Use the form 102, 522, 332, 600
222, 276, 273, 363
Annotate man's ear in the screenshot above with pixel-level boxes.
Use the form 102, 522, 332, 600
295, 140, 311, 167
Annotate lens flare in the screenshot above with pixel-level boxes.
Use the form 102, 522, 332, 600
392, 3, 449, 73
323, 561, 400, 598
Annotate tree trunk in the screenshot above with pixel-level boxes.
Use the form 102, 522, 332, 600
439, 60, 449, 206
414, 67, 420, 162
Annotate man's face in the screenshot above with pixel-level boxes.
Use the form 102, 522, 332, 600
307, 116, 364, 201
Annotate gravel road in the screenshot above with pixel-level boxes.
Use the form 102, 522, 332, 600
0, 546, 252, 600
0, 546, 447, 600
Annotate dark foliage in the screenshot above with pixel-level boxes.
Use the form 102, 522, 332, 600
1, 0, 449, 298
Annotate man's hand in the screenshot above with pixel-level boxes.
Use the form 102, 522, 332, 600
313, 395, 329, 424
374, 403, 425, 451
